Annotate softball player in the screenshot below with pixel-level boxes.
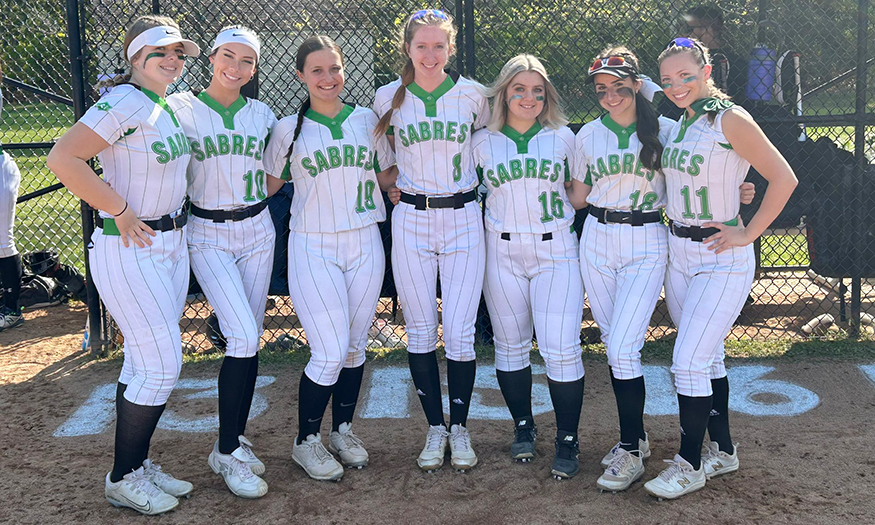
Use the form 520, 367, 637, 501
374, 9, 490, 472
567, 46, 674, 492
0, 73, 24, 331
167, 26, 272, 499
262, 36, 393, 481
642, 37, 796, 500
472, 55, 584, 479
47, 15, 200, 515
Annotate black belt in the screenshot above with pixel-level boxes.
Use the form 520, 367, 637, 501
190, 200, 268, 223
667, 219, 720, 242
400, 190, 477, 210
588, 206, 662, 226
96, 209, 187, 234
500, 232, 553, 241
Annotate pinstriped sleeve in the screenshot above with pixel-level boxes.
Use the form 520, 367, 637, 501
263, 115, 296, 180
573, 125, 592, 185
78, 88, 137, 146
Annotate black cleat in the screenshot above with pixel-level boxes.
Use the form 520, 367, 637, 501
551, 430, 579, 480
511, 416, 537, 462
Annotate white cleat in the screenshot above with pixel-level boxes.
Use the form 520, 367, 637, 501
449, 424, 478, 471
417, 425, 449, 472
142, 459, 192, 498
601, 433, 651, 468
702, 441, 739, 479
237, 435, 265, 475
329, 422, 369, 469
292, 433, 344, 481
208, 442, 269, 498
105, 467, 179, 515
596, 448, 645, 493
644, 454, 706, 500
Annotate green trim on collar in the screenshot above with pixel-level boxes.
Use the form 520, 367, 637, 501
305, 104, 354, 140
197, 91, 246, 130
500, 122, 542, 154
407, 75, 456, 117
674, 97, 736, 143
140, 87, 179, 127
673, 109, 702, 143
600, 114, 637, 149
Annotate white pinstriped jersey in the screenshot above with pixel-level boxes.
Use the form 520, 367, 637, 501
574, 115, 674, 211
167, 91, 277, 209
374, 74, 490, 195
662, 104, 751, 226
78, 84, 189, 219
473, 124, 575, 234
263, 105, 391, 233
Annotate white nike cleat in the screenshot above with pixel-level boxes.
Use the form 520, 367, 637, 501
448, 424, 478, 471
292, 433, 344, 481
601, 433, 651, 468
208, 442, 269, 498
237, 435, 265, 475
644, 454, 706, 500
105, 467, 178, 515
417, 425, 449, 471
701, 441, 739, 479
142, 459, 192, 497
328, 422, 369, 468
596, 448, 645, 492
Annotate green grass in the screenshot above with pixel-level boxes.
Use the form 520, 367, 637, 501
760, 233, 810, 268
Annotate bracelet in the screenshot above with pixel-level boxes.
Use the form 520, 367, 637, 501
113, 202, 128, 217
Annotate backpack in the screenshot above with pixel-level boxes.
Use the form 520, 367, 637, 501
19, 274, 67, 310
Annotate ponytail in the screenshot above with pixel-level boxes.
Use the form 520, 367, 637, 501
704, 79, 732, 123
285, 96, 310, 160
634, 91, 663, 171
93, 72, 133, 97
375, 58, 415, 137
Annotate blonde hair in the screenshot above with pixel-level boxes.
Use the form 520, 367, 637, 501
374, 10, 458, 136
486, 54, 567, 132
658, 36, 730, 122
95, 15, 179, 92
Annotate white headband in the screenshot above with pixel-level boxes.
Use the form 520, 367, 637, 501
638, 74, 663, 102
126, 25, 200, 61
211, 28, 260, 61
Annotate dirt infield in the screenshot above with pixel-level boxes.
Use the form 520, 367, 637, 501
2, 303, 875, 524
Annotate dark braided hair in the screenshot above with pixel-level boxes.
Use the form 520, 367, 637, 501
286, 36, 343, 160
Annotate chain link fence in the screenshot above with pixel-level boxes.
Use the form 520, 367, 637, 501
2, 0, 873, 354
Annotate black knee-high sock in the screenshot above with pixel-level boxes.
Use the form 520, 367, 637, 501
110, 389, 166, 482
548, 377, 584, 434
447, 358, 476, 427
218, 355, 255, 454
332, 364, 365, 431
678, 394, 713, 470
0, 254, 22, 311
236, 353, 259, 437
610, 373, 646, 453
297, 372, 334, 444
708, 377, 733, 453
496, 367, 533, 420
408, 352, 445, 427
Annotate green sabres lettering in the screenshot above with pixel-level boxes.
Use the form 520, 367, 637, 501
483, 157, 563, 188
300, 144, 377, 177
151, 131, 191, 164
586, 153, 656, 184
189, 133, 265, 163
396, 120, 470, 147
661, 146, 704, 176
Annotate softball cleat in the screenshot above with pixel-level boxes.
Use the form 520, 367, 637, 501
510, 416, 537, 463
596, 448, 645, 493
142, 459, 193, 498
449, 424, 478, 471
328, 422, 369, 469
105, 467, 178, 515
417, 425, 449, 471
600, 433, 650, 468
644, 454, 706, 500
701, 441, 739, 479
292, 433, 344, 481
551, 431, 580, 480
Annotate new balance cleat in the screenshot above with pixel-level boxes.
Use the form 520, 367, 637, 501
701, 441, 739, 479
510, 417, 537, 462
600, 433, 651, 468
551, 431, 580, 480
644, 454, 706, 500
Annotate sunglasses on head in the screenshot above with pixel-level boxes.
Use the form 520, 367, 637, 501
410, 9, 449, 21
588, 55, 636, 76
666, 37, 706, 54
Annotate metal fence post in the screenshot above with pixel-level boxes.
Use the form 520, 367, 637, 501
65, 0, 105, 355
152, 0, 160, 15
850, 0, 870, 337
464, 0, 475, 79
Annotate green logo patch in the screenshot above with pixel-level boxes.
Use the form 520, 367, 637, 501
122, 127, 138, 137
95, 102, 112, 111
